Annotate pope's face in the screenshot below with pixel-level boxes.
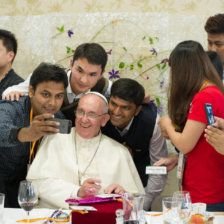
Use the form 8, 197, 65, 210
207, 33, 224, 66
70, 58, 103, 95
75, 94, 109, 139
108, 96, 141, 130
29, 81, 65, 116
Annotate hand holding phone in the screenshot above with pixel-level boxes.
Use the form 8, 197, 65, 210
204, 103, 215, 126
46, 118, 72, 134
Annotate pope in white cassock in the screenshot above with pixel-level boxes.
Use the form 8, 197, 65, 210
27, 92, 145, 209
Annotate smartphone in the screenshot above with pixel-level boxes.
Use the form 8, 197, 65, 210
46, 118, 72, 134
204, 103, 215, 126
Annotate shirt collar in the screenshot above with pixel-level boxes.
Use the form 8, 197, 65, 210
115, 117, 134, 136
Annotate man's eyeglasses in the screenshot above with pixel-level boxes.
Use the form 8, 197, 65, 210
75, 109, 107, 119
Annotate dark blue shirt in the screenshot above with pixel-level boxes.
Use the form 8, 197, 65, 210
0, 96, 64, 207
0, 69, 24, 100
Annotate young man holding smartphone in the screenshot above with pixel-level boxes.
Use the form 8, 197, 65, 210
0, 62, 68, 208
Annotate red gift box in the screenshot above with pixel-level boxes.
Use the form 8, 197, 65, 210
71, 200, 123, 224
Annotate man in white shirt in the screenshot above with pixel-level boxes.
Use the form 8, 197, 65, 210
27, 92, 144, 209
3, 43, 112, 125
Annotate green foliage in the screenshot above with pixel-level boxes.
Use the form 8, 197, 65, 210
57, 25, 64, 32
119, 62, 125, 69
129, 64, 134, 70
66, 46, 75, 54
137, 60, 143, 68
66, 46, 71, 54
162, 62, 167, 69
155, 97, 161, 107
149, 37, 153, 45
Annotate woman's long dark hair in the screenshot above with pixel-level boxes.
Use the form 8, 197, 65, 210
168, 40, 224, 131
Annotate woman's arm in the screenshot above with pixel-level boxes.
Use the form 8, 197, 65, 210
158, 116, 206, 154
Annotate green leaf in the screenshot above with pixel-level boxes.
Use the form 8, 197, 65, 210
56, 25, 64, 32
130, 64, 134, 70
66, 46, 71, 54
155, 97, 161, 107
142, 36, 146, 40
137, 61, 142, 68
162, 62, 167, 69
123, 47, 127, 51
72, 50, 75, 53
149, 37, 153, 45
156, 64, 160, 70
119, 62, 125, 69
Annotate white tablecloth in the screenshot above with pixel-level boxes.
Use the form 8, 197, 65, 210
2, 208, 224, 224
2, 208, 71, 224
145, 212, 224, 224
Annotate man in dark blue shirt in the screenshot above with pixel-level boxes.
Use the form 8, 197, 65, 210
102, 78, 168, 210
0, 62, 68, 208
0, 29, 24, 99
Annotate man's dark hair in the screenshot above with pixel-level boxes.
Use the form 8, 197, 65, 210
204, 13, 224, 34
0, 29, 17, 62
110, 78, 145, 107
206, 51, 223, 80
30, 63, 68, 92
72, 43, 107, 72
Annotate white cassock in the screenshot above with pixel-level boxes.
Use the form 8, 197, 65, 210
27, 128, 145, 209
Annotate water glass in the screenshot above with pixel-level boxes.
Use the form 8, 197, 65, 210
162, 196, 182, 224
173, 191, 192, 223
122, 193, 144, 224
192, 203, 206, 214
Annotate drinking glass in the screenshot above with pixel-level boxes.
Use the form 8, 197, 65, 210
18, 180, 38, 223
172, 191, 192, 223
162, 196, 182, 224
122, 193, 144, 224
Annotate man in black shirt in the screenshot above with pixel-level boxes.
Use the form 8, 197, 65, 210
0, 29, 24, 99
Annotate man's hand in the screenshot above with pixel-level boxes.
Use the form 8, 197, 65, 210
77, 178, 101, 198
17, 113, 60, 142
2, 91, 25, 101
205, 125, 224, 155
213, 116, 224, 131
104, 184, 125, 195
154, 154, 178, 172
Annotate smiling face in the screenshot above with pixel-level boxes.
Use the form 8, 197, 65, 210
207, 33, 224, 66
75, 94, 109, 139
29, 81, 65, 116
108, 96, 141, 130
70, 58, 103, 95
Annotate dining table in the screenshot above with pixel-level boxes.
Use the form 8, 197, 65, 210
2, 208, 224, 224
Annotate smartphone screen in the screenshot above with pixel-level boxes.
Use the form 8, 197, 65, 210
204, 103, 215, 126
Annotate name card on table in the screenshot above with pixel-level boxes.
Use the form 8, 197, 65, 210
145, 166, 167, 174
